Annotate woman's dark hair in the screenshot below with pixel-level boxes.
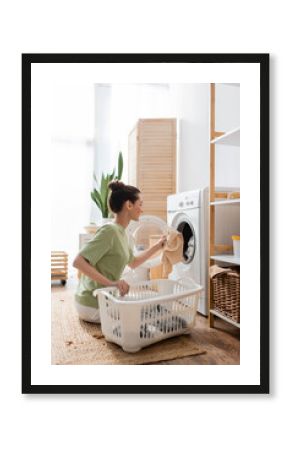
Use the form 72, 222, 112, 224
108, 180, 140, 213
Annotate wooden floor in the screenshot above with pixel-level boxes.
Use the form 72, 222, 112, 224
52, 280, 240, 365
160, 312, 240, 365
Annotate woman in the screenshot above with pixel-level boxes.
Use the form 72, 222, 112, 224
73, 180, 166, 323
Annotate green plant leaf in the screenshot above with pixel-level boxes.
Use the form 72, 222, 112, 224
91, 187, 105, 215
110, 168, 115, 180
91, 191, 103, 211
91, 153, 123, 218
94, 189, 103, 209
117, 151, 123, 180
100, 173, 109, 217
100, 173, 106, 200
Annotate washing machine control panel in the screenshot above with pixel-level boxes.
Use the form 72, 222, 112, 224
168, 190, 200, 212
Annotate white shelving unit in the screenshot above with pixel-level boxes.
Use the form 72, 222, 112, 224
210, 127, 240, 146
210, 254, 240, 265
222, 83, 240, 87
209, 309, 240, 328
210, 199, 240, 206
209, 83, 240, 328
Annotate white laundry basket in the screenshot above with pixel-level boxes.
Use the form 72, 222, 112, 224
94, 278, 202, 353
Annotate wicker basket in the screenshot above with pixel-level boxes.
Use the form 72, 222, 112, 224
211, 269, 240, 323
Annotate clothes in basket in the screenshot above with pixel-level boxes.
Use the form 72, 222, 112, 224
139, 316, 188, 338
112, 305, 188, 339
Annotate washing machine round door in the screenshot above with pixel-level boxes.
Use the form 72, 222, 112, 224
126, 215, 168, 251
171, 213, 196, 264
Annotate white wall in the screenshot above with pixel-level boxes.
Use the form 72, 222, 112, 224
170, 83, 210, 192
94, 84, 116, 179
170, 83, 240, 192
110, 83, 172, 183
51, 84, 94, 272
92, 85, 114, 223
215, 84, 240, 188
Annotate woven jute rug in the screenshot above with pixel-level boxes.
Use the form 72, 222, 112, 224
51, 291, 205, 365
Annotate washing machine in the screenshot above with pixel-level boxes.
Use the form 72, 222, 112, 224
167, 188, 209, 315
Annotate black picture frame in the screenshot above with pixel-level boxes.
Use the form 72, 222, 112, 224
22, 53, 269, 394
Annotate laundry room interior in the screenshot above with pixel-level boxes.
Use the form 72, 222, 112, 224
51, 82, 240, 365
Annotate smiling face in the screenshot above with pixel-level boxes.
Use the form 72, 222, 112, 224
127, 194, 143, 221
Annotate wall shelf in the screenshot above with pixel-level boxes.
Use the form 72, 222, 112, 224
211, 127, 240, 146
209, 309, 240, 328
210, 199, 240, 206
221, 83, 240, 87
210, 254, 240, 265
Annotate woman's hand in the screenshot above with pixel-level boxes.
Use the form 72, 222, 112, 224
113, 279, 130, 296
128, 235, 168, 270
155, 235, 167, 250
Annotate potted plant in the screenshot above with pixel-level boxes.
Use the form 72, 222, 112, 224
90, 151, 123, 224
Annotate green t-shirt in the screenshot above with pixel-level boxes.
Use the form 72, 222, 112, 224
75, 223, 134, 307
